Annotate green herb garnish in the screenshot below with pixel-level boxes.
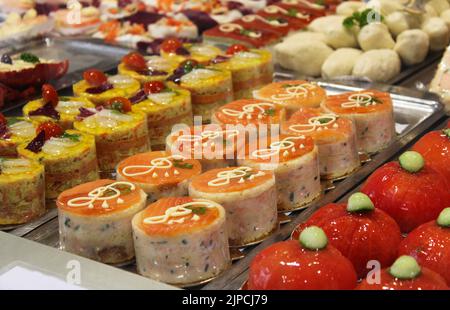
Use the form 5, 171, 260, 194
6, 117, 21, 126
187, 206, 207, 215
343, 9, 384, 30
264, 108, 276, 116
59, 96, 71, 101
318, 117, 332, 124
61, 132, 80, 142
20, 52, 40, 64
173, 159, 193, 169
287, 8, 298, 17
102, 184, 132, 197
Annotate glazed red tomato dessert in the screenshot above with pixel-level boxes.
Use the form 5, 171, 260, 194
357, 255, 448, 290
398, 208, 450, 285
291, 193, 402, 278
361, 151, 450, 233
412, 128, 450, 184
248, 226, 357, 290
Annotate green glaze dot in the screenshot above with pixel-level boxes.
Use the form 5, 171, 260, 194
347, 192, 375, 213
443, 128, 450, 138
398, 151, 424, 173
437, 208, 450, 228
389, 255, 421, 280
299, 226, 328, 250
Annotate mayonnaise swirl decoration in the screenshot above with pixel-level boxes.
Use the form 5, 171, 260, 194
281, 0, 325, 10
264, 5, 309, 19
252, 136, 305, 159
289, 114, 338, 133
270, 83, 317, 102
218, 23, 262, 38
341, 92, 378, 108
222, 103, 275, 120
143, 200, 217, 225
121, 155, 185, 178
67, 181, 135, 209
207, 167, 266, 187
176, 129, 239, 148
241, 14, 288, 27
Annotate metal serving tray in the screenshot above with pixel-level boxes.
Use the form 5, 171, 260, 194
17, 81, 446, 290
1, 37, 131, 115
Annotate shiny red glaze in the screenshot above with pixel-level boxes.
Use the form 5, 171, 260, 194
143, 81, 165, 94
248, 240, 357, 290
356, 267, 448, 290
291, 203, 402, 279
412, 130, 450, 184
226, 44, 249, 55
36, 121, 63, 140
398, 221, 450, 285
0, 113, 6, 125
0, 60, 69, 88
160, 38, 183, 53
41, 84, 58, 107
83, 69, 107, 87
104, 97, 132, 113
361, 162, 450, 233
122, 52, 147, 71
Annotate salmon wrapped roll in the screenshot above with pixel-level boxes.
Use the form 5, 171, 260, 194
74, 105, 150, 171
167, 60, 233, 124
0, 158, 45, 225
189, 166, 278, 247
23, 84, 94, 130
283, 108, 360, 179
238, 134, 321, 211
116, 151, 201, 203
211, 99, 286, 137
132, 197, 230, 286
0, 116, 38, 157
321, 90, 395, 154
130, 81, 192, 150
166, 124, 244, 171
17, 126, 99, 199
57, 180, 147, 264
211, 45, 273, 99
253, 80, 326, 117
118, 54, 179, 84
73, 70, 141, 106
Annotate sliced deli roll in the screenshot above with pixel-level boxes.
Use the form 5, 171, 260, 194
321, 90, 395, 154
57, 179, 147, 264
132, 197, 230, 286
189, 166, 278, 247
238, 134, 321, 211
116, 151, 201, 203
283, 108, 360, 179
0, 158, 45, 225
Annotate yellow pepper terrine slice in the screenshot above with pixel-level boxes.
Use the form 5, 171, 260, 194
118, 53, 179, 84
74, 105, 150, 171
73, 69, 140, 106
130, 81, 192, 150
0, 158, 45, 225
160, 39, 223, 65
0, 115, 38, 157
168, 60, 233, 124
17, 127, 99, 199
212, 45, 273, 100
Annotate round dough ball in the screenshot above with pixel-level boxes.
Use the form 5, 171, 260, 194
422, 17, 450, 51
321, 48, 363, 79
386, 12, 410, 37
352, 49, 401, 82
308, 15, 357, 48
394, 29, 430, 66
427, 0, 450, 13
357, 22, 395, 51
440, 9, 450, 30
336, 1, 366, 16
285, 31, 326, 44
365, 0, 403, 16
274, 40, 333, 77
